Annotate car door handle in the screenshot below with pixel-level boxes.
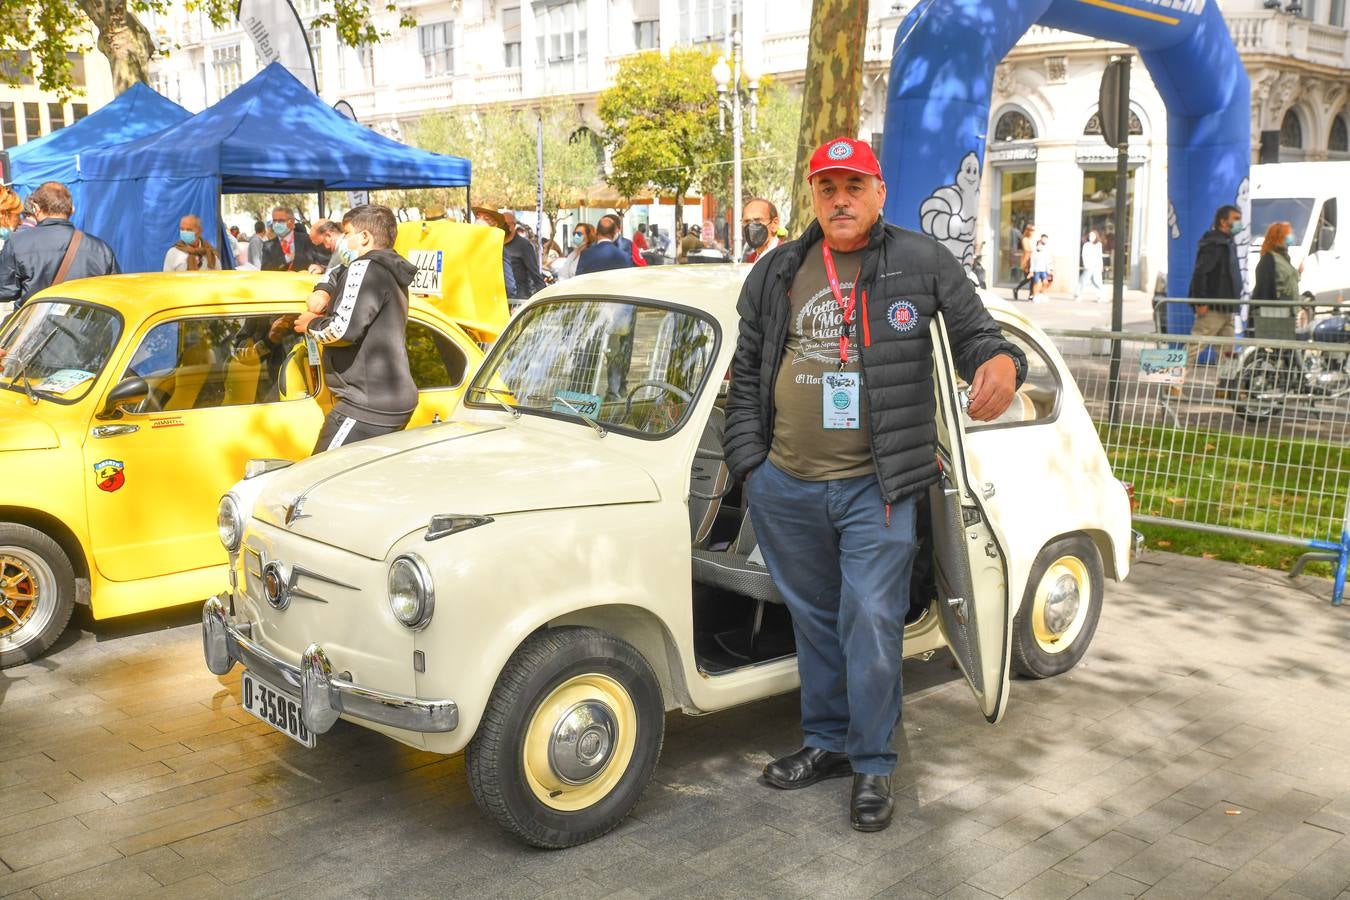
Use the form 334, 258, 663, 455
92, 424, 139, 438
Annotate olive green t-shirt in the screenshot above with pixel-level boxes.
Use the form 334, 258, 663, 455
768, 240, 875, 481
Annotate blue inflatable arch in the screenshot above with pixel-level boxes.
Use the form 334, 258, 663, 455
880, 0, 1249, 307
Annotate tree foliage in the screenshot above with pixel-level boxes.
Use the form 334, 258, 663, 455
0, 1, 412, 98
598, 47, 725, 235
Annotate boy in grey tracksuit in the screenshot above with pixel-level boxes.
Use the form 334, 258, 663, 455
294, 204, 419, 454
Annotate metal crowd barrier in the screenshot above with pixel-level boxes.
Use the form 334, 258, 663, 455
1043, 326, 1350, 606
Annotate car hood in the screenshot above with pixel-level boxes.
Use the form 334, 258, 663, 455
252, 420, 661, 559
0, 414, 60, 452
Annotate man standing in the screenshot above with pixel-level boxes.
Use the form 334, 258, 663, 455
742, 198, 783, 263
0, 181, 118, 309
1182, 204, 1244, 397
1076, 230, 1105, 302
724, 138, 1024, 832
163, 214, 221, 272
501, 211, 546, 300
678, 224, 704, 263
260, 206, 322, 272
247, 221, 267, 268
575, 214, 634, 275
308, 220, 346, 276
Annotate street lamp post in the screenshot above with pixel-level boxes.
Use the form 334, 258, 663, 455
713, 34, 759, 260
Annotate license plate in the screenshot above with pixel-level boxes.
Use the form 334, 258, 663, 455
241, 670, 316, 748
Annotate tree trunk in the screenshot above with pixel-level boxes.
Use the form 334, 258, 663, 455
787, 0, 870, 236
77, 0, 156, 94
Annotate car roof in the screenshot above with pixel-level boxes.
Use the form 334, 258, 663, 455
30, 271, 452, 321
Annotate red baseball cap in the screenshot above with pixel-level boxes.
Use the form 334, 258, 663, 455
808, 137, 883, 180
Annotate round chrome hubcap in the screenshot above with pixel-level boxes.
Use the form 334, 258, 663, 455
1042, 574, 1081, 637
549, 700, 618, 785
1031, 556, 1091, 654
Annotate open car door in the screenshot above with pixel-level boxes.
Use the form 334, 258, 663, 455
926, 314, 1013, 723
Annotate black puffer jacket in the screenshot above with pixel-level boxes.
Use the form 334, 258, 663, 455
1186, 228, 1242, 313
724, 217, 1026, 504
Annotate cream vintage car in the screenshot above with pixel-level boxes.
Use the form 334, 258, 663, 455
202, 265, 1135, 849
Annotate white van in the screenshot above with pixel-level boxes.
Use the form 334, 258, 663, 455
1245, 162, 1348, 304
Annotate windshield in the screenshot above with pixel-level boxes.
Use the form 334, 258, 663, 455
1249, 197, 1315, 247
467, 299, 717, 437
0, 300, 122, 403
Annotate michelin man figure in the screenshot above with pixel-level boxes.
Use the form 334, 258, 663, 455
920, 151, 982, 270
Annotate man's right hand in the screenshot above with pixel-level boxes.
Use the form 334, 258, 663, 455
306, 290, 330, 314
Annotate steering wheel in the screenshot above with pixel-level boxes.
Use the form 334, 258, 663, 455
623, 380, 692, 432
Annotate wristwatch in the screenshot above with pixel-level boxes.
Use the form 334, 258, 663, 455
1004, 351, 1027, 385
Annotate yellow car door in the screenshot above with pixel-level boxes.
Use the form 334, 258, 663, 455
83, 309, 324, 585
404, 314, 482, 427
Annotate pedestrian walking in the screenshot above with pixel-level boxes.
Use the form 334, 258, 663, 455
724, 137, 1025, 832
0, 181, 118, 311
1076, 230, 1105, 301
1178, 203, 1244, 398
1029, 234, 1053, 301
575, 215, 633, 275
162, 214, 221, 272
1011, 223, 1035, 301
293, 204, 418, 454
1249, 221, 1299, 342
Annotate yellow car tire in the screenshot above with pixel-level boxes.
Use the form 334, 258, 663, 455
466, 626, 665, 849
0, 523, 76, 669
1011, 535, 1103, 679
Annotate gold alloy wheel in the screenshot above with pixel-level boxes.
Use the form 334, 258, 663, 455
1030, 555, 1091, 655
0, 551, 43, 643
522, 673, 638, 812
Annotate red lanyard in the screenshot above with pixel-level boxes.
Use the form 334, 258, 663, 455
822, 243, 860, 369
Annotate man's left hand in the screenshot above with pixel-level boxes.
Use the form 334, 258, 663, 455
293, 311, 319, 334
966, 354, 1017, 421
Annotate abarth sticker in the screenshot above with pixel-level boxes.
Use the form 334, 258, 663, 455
94, 459, 125, 493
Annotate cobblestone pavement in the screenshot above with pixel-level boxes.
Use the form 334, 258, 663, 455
2, 552, 1349, 899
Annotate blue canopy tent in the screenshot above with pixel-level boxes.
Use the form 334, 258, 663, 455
80, 62, 472, 273
7, 83, 189, 216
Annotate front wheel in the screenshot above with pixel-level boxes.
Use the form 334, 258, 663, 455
466, 627, 665, 849
1235, 350, 1287, 423
1011, 535, 1104, 679
0, 524, 77, 668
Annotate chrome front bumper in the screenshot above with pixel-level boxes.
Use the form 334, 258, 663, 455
202, 595, 458, 736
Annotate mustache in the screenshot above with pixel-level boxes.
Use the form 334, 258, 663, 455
830, 211, 855, 220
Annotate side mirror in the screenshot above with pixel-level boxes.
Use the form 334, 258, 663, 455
1319, 224, 1336, 252
98, 376, 148, 419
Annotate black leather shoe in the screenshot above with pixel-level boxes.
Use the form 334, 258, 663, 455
762, 747, 852, 790
850, 774, 893, 832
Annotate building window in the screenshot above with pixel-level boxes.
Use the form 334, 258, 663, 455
503, 3, 522, 68
420, 22, 453, 77
678, 0, 728, 44
634, 0, 659, 49
535, 1, 588, 63
1330, 115, 1348, 153
309, 27, 324, 92
0, 103, 16, 149
1083, 109, 1143, 136
357, 45, 376, 86
66, 52, 86, 87
1332, 0, 1345, 26
0, 51, 33, 85
212, 44, 242, 98
1298, 0, 1317, 17
1281, 109, 1303, 149
22, 102, 40, 141
994, 109, 1037, 142
48, 103, 65, 131
71, 103, 88, 122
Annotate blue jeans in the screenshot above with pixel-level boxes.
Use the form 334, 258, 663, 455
748, 458, 919, 775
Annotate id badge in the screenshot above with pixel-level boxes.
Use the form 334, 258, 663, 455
822, 371, 861, 430
305, 335, 321, 366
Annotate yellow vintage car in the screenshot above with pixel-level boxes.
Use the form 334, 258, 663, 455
0, 247, 503, 667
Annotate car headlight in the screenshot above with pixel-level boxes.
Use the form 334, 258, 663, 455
217, 495, 243, 552
388, 554, 434, 630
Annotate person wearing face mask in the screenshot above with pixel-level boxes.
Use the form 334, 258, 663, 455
162, 214, 221, 272
307, 220, 348, 276
741, 198, 782, 263
293, 204, 419, 454
260, 206, 323, 272
575, 214, 634, 275
1178, 204, 1245, 398
1249, 221, 1299, 342
551, 222, 595, 281
0, 181, 118, 313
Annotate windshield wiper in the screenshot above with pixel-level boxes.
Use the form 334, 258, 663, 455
552, 394, 607, 438
3, 328, 59, 404
469, 385, 521, 419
